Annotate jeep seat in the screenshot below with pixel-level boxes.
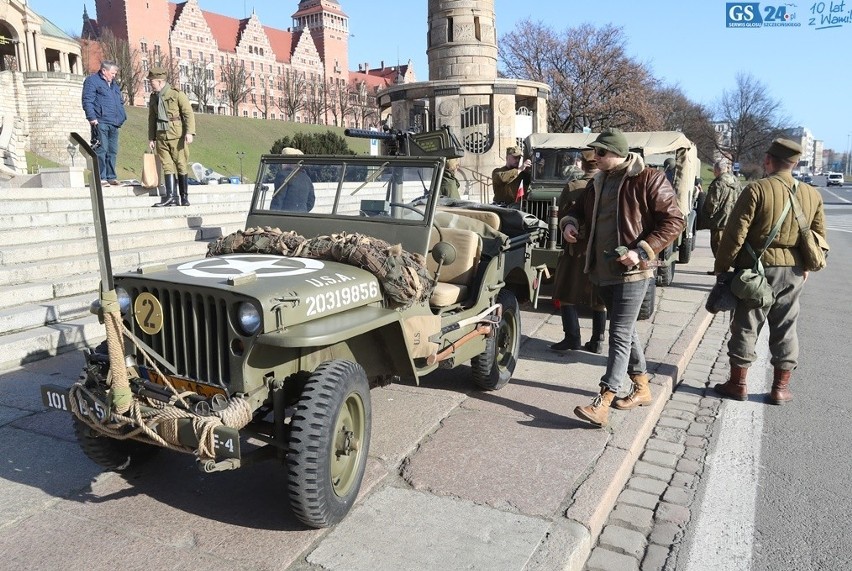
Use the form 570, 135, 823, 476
427, 227, 482, 307
436, 207, 501, 232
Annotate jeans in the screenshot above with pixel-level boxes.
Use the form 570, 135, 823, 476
95, 123, 120, 180
597, 278, 650, 392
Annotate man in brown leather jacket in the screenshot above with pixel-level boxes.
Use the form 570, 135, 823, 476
713, 138, 826, 405
562, 128, 684, 427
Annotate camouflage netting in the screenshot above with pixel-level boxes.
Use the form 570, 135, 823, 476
207, 227, 435, 306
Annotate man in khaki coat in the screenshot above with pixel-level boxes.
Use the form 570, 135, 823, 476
713, 138, 827, 405
492, 146, 531, 205
148, 67, 196, 207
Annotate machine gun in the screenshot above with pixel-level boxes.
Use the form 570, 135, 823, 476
345, 125, 465, 159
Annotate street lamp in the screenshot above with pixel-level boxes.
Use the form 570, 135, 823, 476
66, 143, 78, 167
236, 151, 245, 183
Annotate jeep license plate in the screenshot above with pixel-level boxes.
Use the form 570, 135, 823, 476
41, 384, 107, 421
144, 370, 227, 398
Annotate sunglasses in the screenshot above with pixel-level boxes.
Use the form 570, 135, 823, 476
594, 148, 609, 158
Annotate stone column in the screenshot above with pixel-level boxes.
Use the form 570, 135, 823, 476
25, 31, 36, 71
14, 41, 27, 72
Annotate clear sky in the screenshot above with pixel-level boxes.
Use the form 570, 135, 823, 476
26, 0, 852, 152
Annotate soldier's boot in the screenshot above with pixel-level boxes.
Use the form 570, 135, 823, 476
768, 368, 793, 405
152, 174, 178, 207
551, 305, 581, 352
574, 387, 617, 427
612, 373, 653, 410
583, 309, 607, 354
177, 173, 190, 206
714, 365, 749, 401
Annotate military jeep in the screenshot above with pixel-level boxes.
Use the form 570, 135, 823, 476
522, 131, 701, 287
41, 131, 542, 529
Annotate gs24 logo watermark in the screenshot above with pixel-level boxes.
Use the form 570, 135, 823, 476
726, 3, 801, 27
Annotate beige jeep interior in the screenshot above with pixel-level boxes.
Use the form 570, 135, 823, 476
427, 208, 502, 307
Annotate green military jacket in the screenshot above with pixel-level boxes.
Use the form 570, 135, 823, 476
702, 172, 741, 229
491, 165, 526, 203
714, 171, 826, 272
148, 85, 196, 141
440, 170, 461, 199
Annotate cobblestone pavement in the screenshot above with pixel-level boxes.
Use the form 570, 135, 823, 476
583, 312, 731, 571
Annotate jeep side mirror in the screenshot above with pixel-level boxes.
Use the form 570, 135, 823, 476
431, 241, 456, 282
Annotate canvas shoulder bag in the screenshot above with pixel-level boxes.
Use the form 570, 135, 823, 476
730, 195, 791, 309
787, 182, 829, 271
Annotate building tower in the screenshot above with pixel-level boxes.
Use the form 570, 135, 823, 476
292, 0, 349, 84
377, 0, 548, 201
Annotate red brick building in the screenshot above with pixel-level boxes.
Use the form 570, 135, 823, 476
82, 0, 415, 128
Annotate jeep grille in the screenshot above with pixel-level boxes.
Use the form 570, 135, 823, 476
125, 286, 230, 386
522, 199, 562, 248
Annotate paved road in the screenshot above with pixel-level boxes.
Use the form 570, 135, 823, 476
584, 188, 852, 570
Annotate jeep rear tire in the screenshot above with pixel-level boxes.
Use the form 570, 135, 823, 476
287, 360, 371, 528
656, 261, 676, 287
470, 289, 520, 391
73, 418, 159, 471
678, 235, 694, 264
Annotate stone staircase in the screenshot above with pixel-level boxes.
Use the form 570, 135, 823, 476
0, 182, 252, 372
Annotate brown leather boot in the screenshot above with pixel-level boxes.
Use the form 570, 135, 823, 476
714, 365, 749, 401
574, 388, 617, 427
769, 369, 793, 405
612, 373, 653, 410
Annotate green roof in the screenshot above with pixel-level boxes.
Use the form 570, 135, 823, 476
39, 16, 76, 41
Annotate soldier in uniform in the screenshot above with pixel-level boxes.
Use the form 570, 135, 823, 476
492, 146, 531, 205
551, 150, 607, 353
147, 67, 196, 207
713, 138, 826, 405
702, 158, 742, 258
440, 158, 462, 199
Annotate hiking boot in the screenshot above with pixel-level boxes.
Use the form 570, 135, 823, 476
574, 388, 617, 427
612, 373, 652, 410
550, 337, 580, 352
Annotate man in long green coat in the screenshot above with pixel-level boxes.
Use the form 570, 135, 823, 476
147, 67, 196, 207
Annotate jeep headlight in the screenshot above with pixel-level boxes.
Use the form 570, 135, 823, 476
237, 302, 262, 335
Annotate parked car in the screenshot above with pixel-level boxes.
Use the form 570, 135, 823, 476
827, 172, 844, 187
801, 174, 813, 184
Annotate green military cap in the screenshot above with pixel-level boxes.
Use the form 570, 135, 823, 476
767, 138, 802, 164
663, 157, 676, 170
506, 146, 523, 157
589, 128, 629, 158
147, 67, 167, 80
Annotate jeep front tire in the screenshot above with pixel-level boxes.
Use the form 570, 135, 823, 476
286, 360, 371, 528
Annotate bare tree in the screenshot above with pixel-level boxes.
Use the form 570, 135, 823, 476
185, 61, 214, 113
326, 77, 355, 127
221, 57, 252, 116
350, 81, 379, 129
98, 28, 143, 105
303, 79, 327, 124
253, 74, 274, 119
499, 21, 658, 133
278, 69, 306, 121
652, 85, 718, 163
715, 73, 788, 173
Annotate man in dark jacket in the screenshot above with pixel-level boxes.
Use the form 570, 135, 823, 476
713, 138, 826, 405
271, 147, 315, 212
82, 60, 127, 185
562, 128, 684, 427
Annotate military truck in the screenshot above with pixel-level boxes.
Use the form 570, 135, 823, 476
40, 131, 542, 529
521, 131, 701, 286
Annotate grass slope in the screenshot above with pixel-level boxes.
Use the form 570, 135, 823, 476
113, 107, 369, 181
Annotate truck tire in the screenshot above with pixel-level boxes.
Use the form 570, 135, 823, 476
678, 235, 694, 264
470, 289, 520, 391
638, 280, 656, 321
287, 360, 371, 528
656, 261, 676, 287
73, 418, 159, 471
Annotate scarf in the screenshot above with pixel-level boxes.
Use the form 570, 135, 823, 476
155, 83, 171, 132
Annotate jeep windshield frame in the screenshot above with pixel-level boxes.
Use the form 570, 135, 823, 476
247, 154, 446, 257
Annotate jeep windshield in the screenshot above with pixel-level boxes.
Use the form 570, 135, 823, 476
248, 155, 445, 255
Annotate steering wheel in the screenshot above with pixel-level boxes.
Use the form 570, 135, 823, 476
388, 202, 425, 217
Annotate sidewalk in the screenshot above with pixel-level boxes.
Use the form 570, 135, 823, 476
0, 235, 719, 571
